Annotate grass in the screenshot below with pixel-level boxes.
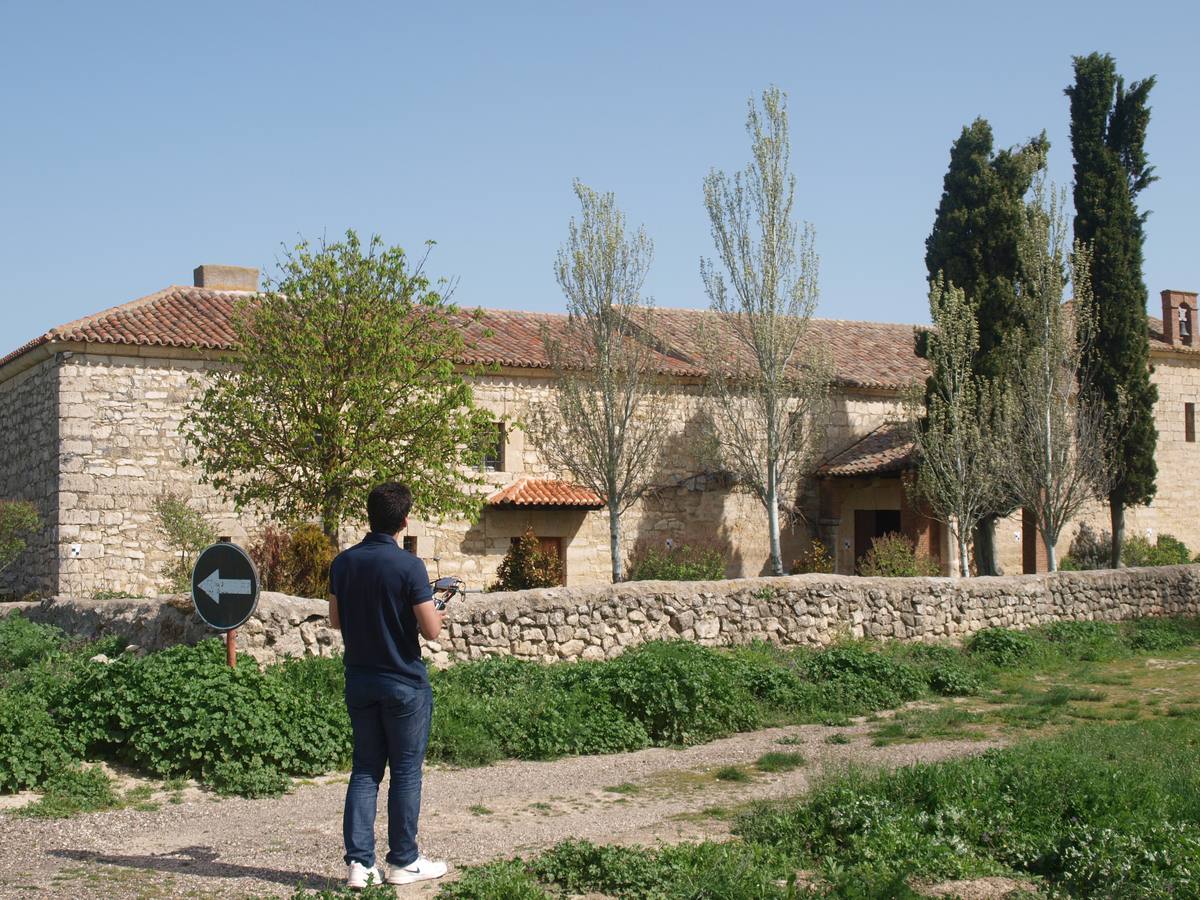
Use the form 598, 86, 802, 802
603, 782, 641, 795
714, 765, 752, 782
824, 733, 852, 745
754, 751, 805, 773
443, 716, 1200, 898
870, 706, 986, 746
468, 804, 493, 816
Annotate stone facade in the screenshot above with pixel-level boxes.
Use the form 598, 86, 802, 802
6, 566, 1196, 667
0, 353, 60, 597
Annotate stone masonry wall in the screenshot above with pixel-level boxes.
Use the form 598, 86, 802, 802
7, 566, 1195, 667
0, 354, 59, 597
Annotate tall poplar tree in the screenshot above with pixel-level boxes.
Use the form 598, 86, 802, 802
1066, 52, 1158, 566
924, 118, 1047, 574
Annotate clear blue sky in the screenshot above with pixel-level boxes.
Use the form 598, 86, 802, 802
2, 1, 1197, 352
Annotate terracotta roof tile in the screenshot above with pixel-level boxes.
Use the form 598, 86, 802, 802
818, 423, 915, 477
487, 478, 604, 508
0, 286, 247, 367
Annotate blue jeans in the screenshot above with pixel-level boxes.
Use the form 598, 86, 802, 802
343, 671, 433, 868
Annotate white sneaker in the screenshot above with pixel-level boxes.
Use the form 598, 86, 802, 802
347, 861, 383, 890
387, 855, 449, 885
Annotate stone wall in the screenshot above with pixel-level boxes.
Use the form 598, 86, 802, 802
427, 565, 1200, 664
7, 566, 1194, 668
2, 592, 341, 666
0, 354, 59, 597
54, 351, 261, 598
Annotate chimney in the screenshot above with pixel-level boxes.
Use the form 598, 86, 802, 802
1161, 289, 1198, 347
193, 264, 259, 292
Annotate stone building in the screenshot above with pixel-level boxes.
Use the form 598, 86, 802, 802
1, 263, 1197, 597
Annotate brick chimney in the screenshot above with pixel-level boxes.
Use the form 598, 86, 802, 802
1161, 290, 1198, 347
193, 264, 259, 292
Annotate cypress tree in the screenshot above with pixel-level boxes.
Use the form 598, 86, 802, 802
1066, 53, 1158, 566
924, 118, 1047, 574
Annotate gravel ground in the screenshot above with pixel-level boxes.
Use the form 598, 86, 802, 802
0, 719, 1005, 899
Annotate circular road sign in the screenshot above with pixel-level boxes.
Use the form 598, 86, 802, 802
191, 542, 260, 631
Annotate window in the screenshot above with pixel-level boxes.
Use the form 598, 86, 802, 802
403, 536, 418, 554
1181, 306, 1193, 344
1186, 403, 1195, 443
482, 422, 505, 472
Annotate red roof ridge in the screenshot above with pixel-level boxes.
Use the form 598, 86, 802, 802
486, 477, 605, 508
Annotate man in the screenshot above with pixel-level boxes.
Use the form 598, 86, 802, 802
328, 481, 448, 889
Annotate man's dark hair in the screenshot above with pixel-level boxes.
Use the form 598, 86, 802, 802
367, 482, 413, 534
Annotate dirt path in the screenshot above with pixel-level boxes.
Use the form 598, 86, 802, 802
0, 717, 1004, 899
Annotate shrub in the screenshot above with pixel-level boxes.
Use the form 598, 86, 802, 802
248, 523, 337, 598
1063, 522, 1111, 570
595, 641, 759, 744
153, 492, 217, 592
0, 499, 39, 577
14, 764, 119, 818
1126, 617, 1193, 651
801, 644, 927, 711
1124, 533, 1193, 567
0, 615, 63, 673
0, 689, 70, 792
927, 663, 981, 696
491, 528, 562, 591
857, 532, 940, 577
1042, 620, 1124, 661
627, 538, 726, 581
966, 626, 1036, 667
790, 538, 834, 575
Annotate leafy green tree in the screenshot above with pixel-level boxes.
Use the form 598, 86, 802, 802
0, 500, 39, 577
1066, 52, 1158, 566
1005, 177, 1112, 571
527, 181, 668, 582
700, 86, 833, 577
184, 231, 494, 545
490, 528, 563, 591
909, 279, 1006, 576
153, 492, 217, 591
923, 118, 1047, 574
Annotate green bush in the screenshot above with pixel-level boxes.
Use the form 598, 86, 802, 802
966, 626, 1037, 667
790, 538, 834, 575
153, 492, 217, 592
927, 663, 981, 696
1063, 523, 1111, 570
1124, 533, 1193, 568
491, 528, 562, 591
1043, 620, 1125, 662
0, 500, 39, 577
0, 615, 64, 673
595, 641, 760, 744
55, 641, 351, 787
801, 644, 927, 711
1125, 618, 1194, 651
14, 764, 119, 818
857, 532, 940, 577
627, 541, 726, 581
0, 689, 70, 792
248, 523, 337, 598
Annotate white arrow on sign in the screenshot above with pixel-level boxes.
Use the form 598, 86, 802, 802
197, 570, 252, 605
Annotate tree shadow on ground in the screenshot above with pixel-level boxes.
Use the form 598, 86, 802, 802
52, 845, 339, 891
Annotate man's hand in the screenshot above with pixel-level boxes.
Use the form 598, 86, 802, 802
413, 600, 444, 641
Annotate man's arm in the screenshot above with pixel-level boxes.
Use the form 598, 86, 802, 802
413, 600, 444, 641
328, 595, 341, 631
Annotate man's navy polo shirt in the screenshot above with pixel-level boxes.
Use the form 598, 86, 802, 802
330, 532, 433, 685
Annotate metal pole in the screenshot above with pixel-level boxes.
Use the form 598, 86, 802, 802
226, 628, 237, 668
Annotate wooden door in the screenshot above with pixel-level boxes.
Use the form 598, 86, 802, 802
538, 537, 565, 585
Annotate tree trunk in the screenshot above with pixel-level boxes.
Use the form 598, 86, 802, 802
1110, 501, 1125, 568
1043, 529, 1057, 573
973, 514, 999, 575
609, 500, 623, 583
322, 507, 340, 550
957, 532, 970, 578
766, 470, 783, 576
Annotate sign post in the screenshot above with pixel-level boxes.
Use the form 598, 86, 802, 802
191, 541, 260, 669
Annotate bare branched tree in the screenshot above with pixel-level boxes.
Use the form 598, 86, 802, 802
527, 181, 668, 582
1005, 177, 1112, 571
699, 86, 833, 576
909, 279, 1008, 577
